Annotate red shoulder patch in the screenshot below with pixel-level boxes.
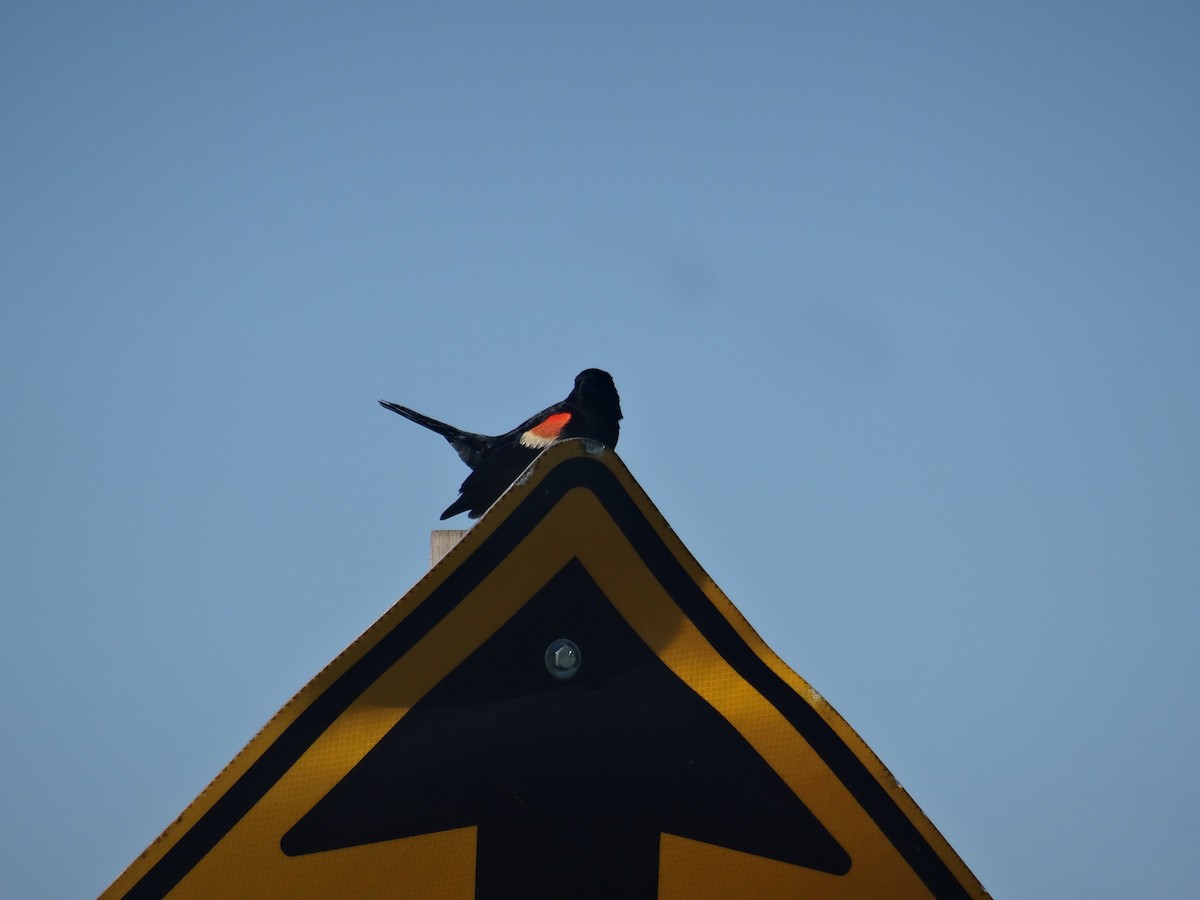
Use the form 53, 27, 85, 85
520, 412, 572, 449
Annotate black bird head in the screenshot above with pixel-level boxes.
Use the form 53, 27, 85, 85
572, 368, 623, 420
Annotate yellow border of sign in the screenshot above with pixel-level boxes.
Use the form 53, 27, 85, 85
102, 440, 987, 899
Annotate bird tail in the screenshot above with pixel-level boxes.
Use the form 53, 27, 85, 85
379, 401, 459, 437
378, 400, 489, 468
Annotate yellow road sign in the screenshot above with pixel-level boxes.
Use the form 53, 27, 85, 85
103, 439, 987, 899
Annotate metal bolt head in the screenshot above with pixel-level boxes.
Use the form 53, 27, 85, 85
545, 638, 582, 680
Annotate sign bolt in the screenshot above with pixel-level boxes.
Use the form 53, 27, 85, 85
545, 638, 582, 680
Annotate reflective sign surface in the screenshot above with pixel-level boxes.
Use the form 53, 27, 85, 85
103, 440, 987, 899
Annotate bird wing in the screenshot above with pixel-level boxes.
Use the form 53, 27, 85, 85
518, 411, 573, 449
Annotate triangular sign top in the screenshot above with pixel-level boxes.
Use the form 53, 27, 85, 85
103, 440, 988, 899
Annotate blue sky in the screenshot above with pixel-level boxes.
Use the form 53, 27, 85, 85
3, 3, 1198, 897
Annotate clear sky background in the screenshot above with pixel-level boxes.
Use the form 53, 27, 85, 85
3, 4, 1198, 897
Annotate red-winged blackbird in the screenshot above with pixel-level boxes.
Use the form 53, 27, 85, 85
380, 368, 622, 520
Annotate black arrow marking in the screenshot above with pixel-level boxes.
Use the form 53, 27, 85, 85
281, 560, 850, 897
